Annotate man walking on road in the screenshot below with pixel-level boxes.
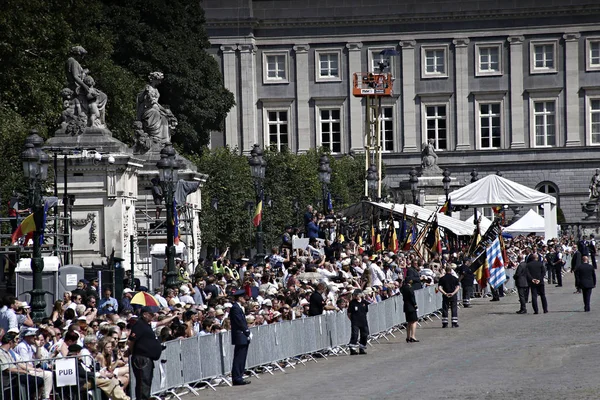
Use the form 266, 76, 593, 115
526, 254, 548, 314
574, 256, 596, 312
438, 266, 460, 328
513, 255, 529, 314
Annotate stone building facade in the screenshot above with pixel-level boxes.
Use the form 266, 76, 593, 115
202, 0, 600, 225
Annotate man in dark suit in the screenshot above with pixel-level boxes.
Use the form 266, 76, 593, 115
308, 282, 327, 316
526, 253, 548, 314
513, 255, 529, 314
574, 255, 596, 312
230, 289, 251, 385
571, 244, 584, 294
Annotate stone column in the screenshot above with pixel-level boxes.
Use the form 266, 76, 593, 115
346, 42, 363, 152
508, 36, 526, 148
238, 43, 258, 153
564, 32, 581, 146
453, 38, 470, 150
400, 39, 418, 152
220, 45, 239, 149
294, 44, 311, 152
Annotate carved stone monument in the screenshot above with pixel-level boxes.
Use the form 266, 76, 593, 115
582, 168, 600, 220
420, 139, 443, 177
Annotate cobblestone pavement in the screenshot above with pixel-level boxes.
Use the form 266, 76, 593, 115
180, 274, 600, 400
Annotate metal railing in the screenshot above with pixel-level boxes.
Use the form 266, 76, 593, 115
0, 354, 100, 400
131, 285, 458, 399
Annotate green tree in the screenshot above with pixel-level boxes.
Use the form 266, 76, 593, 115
101, 0, 235, 154
196, 147, 254, 255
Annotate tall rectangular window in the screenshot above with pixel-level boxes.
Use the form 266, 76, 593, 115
479, 47, 500, 73
265, 54, 286, 80
533, 101, 556, 147
530, 41, 557, 73
380, 107, 394, 152
591, 99, 600, 144
370, 50, 392, 73
320, 109, 341, 153
479, 103, 501, 148
425, 49, 445, 74
266, 111, 288, 151
425, 105, 447, 150
590, 41, 600, 67
319, 53, 339, 78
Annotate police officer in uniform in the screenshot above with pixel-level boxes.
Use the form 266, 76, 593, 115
230, 289, 251, 385
347, 289, 369, 355
128, 306, 162, 400
438, 266, 460, 328
457, 259, 475, 307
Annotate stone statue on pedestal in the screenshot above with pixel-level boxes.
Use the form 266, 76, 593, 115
582, 168, 600, 219
420, 139, 443, 176
62, 46, 108, 134
133, 72, 178, 154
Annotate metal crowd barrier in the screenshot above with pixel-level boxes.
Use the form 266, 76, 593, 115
0, 354, 99, 400
132, 285, 446, 399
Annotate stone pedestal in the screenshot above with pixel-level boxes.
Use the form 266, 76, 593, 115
45, 128, 142, 270
417, 176, 461, 214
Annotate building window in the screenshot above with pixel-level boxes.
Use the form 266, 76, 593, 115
476, 44, 502, 76
368, 48, 394, 73
319, 108, 342, 153
262, 51, 289, 83
266, 110, 289, 151
586, 38, 600, 71
533, 101, 556, 147
536, 182, 559, 215
479, 103, 501, 149
530, 41, 557, 74
318, 52, 339, 79
421, 45, 448, 78
380, 107, 394, 152
425, 105, 447, 150
590, 98, 600, 145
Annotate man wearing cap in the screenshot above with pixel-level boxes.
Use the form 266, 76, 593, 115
120, 288, 134, 313
230, 289, 251, 385
14, 328, 53, 400
347, 289, 369, 355
72, 279, 88, 303
129, 306, 163, 400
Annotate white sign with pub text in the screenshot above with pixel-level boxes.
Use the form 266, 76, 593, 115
55, 357, 77, 387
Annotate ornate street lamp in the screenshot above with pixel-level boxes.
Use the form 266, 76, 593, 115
156, 142, 179, 291
442, 168, 451, 201
318, 154, 332, 215
249, 144, 266, 260
409, 167, 419, 205
22, 129, 49, 322
366, 165, 378, 201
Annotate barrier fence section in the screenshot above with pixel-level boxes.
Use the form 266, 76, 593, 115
132, 285, 449, 399
0, 354, 99, 400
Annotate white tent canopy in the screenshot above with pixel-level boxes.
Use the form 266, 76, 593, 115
341, 201, 476, 236
504, 209, 545, 236
465, 214, 492, 235
437, 174, 557, 239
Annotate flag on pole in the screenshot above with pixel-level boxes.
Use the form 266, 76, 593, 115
11, 213, 36, 244
487, 237, 506, 288
387, 220, 398, 253
252, 192, 263, 227
471, 251, 490, 287
425, 218, 442, 254
173, 200, 180, 245
439, 199, 451, 215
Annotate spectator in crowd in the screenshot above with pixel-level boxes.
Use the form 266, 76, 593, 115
98, 287, 119, 315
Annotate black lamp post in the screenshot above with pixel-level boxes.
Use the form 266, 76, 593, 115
442, 168, 451, 201
366, 165, 378, 201
22, 129, 49, 322
318, 154, 332, 215
249, 144, 266, 260
156, 143, 179, 291
409, 167, 419, 205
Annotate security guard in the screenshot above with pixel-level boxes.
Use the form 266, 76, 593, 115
438, 266, 460, 328
347, 289, 369, 355
128, 306, 162, 400
457, 260, 475, 307
230, 289, 251, 385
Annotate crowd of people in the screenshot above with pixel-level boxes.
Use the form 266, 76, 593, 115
0, 206, 596, 399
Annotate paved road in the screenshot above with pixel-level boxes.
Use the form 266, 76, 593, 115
181, 274, 600, 400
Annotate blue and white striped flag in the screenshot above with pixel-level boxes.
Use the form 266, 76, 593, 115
487, 237, 506, 289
